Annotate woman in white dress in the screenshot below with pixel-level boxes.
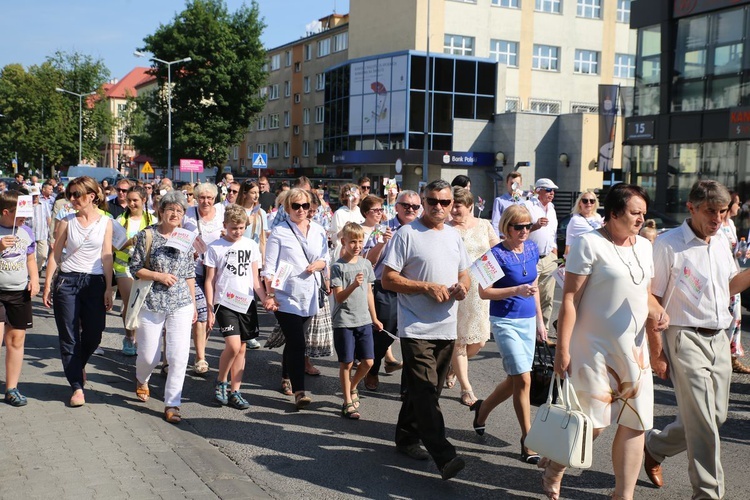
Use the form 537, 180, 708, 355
564, 191, 603, 257
330, 183, 364, 260
547, 184, 669, 500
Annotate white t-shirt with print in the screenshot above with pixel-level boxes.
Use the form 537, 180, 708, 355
204, 237, 261, 306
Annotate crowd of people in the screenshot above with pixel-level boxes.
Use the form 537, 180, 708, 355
0, 170, 747, 497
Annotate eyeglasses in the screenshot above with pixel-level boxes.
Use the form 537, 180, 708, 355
543, 188, 556, 193
425, 197, 452, 207
512, 223, 533, 231
291, 202, 311, 210
368, 207, 384, 213
117, 188, 129, 193
68, 191, 89, 199
228, 189, 239, 194
398, 202, 420, 211
164, 207, 185, 215
581, 199, 596, 204
361, 185, 371, 191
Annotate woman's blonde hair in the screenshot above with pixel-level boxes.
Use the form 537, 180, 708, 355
283, 188, 311, 212
499, 204, 532, 237
571, 191, 599, 215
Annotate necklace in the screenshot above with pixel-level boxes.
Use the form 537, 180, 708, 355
602, 226, 645, 285
509, 244, 528, 276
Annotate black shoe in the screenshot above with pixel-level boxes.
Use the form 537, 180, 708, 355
521, 438, 541, 465
440, 456, 465, 481
470, 399, 485, 436
396, 444, 429, 461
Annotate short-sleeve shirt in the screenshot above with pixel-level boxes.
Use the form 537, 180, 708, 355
331, 257, 375, 328
489, 240, 539, 319
182, 205, 225, 277
565, 213, 603, 246
204, 237, 261, 305
382, 218, 470, 340
0, 224, 34, 291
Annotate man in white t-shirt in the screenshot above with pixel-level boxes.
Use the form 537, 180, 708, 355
382, 179, 470, 481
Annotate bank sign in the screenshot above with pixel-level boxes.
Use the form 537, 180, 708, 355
440, 151, 495, 166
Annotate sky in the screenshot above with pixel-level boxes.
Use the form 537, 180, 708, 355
0, 0, 350, 80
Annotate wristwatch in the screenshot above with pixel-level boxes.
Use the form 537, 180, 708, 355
266, 293, 276, 298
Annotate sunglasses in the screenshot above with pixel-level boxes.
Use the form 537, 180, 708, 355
361, 185, 371, 191
542, 188, 555, 193
581, 198, 596, 204
512, 223, 533, 231
425, 197, 452, 207
68, 191, 89, 199
117, 188, 129, 193
291, 202, 311, 210
368, 207, 384, 213
145, 185, 153, 190
228, 189, 239, 194
398, 202, 420, 211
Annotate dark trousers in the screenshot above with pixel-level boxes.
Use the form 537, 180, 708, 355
275, 311, 311, 393
53, 272, 107, 391
395, 338, 456, 468
372, 281, 397, 375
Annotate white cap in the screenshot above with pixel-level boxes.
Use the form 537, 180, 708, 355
534, 178, 559, 190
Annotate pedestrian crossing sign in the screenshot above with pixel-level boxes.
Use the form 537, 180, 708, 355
252, 153, 268, 169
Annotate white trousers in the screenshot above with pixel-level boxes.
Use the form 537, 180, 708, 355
135, 303, 193, 407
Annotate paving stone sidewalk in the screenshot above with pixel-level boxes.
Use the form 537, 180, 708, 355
0, 297, 273, 500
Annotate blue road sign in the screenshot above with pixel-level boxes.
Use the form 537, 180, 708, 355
252, 153, 268, 169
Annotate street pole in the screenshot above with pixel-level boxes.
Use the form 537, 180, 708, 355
422, 0, 431, 184
134, 52, 192, 179
56, 87, 96, 165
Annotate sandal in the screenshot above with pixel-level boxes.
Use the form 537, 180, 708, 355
341, 402, 360, 419
460, 389, 477, 407
194, 359, 209, 375
364, 373, 379, 391
305, 366, 321, 376
164, 406, 181, 424
445, 371, 457, 389
136, 382, 150, 402
384, 360, 403, 374
350, 388, 360, 409
538, 457, 566, 500
294, 392, 312, 410
732, 357, 750, 374
280, 378, 293, 396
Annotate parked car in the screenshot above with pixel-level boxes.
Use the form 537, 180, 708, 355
556, 208, 680, 254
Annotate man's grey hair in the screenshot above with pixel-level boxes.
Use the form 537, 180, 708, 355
688, 180, 731, 208
194, 182, 218, 198
159, 190, 188, 212
424, 179, 452, 196
397, 190, 419, 203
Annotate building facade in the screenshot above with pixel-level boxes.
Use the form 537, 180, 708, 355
626, 0, 750, 226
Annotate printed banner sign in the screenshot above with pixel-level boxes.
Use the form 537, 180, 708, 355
111, 221, 129, 250
15, 196, 33, 218
165, 227, 198, 253
469, 250, 505, 289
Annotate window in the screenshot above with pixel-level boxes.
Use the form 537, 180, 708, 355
315, 106, 325, 123
316, 73, 325, 90
246, 145, 253, 157
269, 113, 279, 129
315, 139, 325, 154
294, 93, 301, 103
333, 32, 348, 52
303, 108, 310, 124
532, 44, 559, 71
284, 81, 291, 97
283, 142, 290, 158
284, 111, 290, 127
285, 51, 292, 67
492, 0, 519, 6
617, 0, 631, 23
293, 125, 300, 135
490, 40, 518, 67
614, 53, 635, 78
232, 146, 239, 160
269, 84, 279, 100
259, 87, 268, 99
294, 62, 301, 72
269, 143, 279, 158
536, 0, 561, 13
302, 141, 309, 157
444, 34, 475, 56
574, 49, 600, 74
270, 54, 281, 71
577, 0, 602, 19
256, 143, 266, 154
303, 76, 311, 93
257, 115, 267, 130
261, 62, 268, 72
292, 156, 300, 165
304, 44, 312, 61
505, 97, 521, 112
529, 99, 561, 114
318, 38, 331, 57
571, 102, 599, 113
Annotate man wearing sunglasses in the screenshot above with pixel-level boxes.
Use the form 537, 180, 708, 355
222, 181, 241, 206
524, 178, 559, 330
109, 179, 134, 219
382, 179, 470, 480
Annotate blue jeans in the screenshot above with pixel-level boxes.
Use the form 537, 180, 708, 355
53, 272, 107, 391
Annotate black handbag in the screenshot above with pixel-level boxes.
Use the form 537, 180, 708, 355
530, 341, 558, 407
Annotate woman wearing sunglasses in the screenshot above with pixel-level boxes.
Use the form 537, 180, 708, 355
263, 188, 329, 409
564, 191, 603, 257
471, 204, 547, 465
42, 176, 114, 407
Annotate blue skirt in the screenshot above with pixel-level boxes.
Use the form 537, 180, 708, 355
490, 316, 535, 376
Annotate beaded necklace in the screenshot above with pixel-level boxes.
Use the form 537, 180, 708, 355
602, 226, 645, 286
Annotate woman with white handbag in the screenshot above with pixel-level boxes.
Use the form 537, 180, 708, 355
549, 184, 669, 500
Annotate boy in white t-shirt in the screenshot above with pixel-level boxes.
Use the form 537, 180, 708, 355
204, 205, 269, 410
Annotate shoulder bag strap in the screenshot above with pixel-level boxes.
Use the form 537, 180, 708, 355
143, 228, 153, 271
286, 220, 321, 287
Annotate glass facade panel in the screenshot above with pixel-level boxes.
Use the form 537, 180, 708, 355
634, 25, 661, 116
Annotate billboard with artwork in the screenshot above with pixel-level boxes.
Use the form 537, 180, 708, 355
348, 54, 408, 136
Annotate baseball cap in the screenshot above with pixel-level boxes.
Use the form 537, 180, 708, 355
535, 178, 559, 190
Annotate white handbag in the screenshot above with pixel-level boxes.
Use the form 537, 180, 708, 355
525, 373, 593, 469
124, 229, 154, 331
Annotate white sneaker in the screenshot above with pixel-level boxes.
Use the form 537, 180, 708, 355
246, 338, 261, 349
94, 347, 105, 355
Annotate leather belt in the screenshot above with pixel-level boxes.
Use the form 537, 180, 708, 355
695, 327, 722, 336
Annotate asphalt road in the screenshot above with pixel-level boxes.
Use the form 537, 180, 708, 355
84, 290, 750, 499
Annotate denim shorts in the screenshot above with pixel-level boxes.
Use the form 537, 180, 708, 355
490, 316, 535, 376
333, 325, 374, 364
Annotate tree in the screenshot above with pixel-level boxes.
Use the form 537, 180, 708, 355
132, 0, 267, 169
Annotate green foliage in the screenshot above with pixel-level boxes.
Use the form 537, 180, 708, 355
131, 0, 267, 168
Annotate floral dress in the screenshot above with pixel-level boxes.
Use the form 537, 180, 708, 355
452, 218, 496, 351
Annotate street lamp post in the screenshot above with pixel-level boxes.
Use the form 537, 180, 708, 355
134, 51, 192, 178
56, 87, 96, 164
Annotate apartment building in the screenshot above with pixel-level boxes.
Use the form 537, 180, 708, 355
226, 13, 349, 176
